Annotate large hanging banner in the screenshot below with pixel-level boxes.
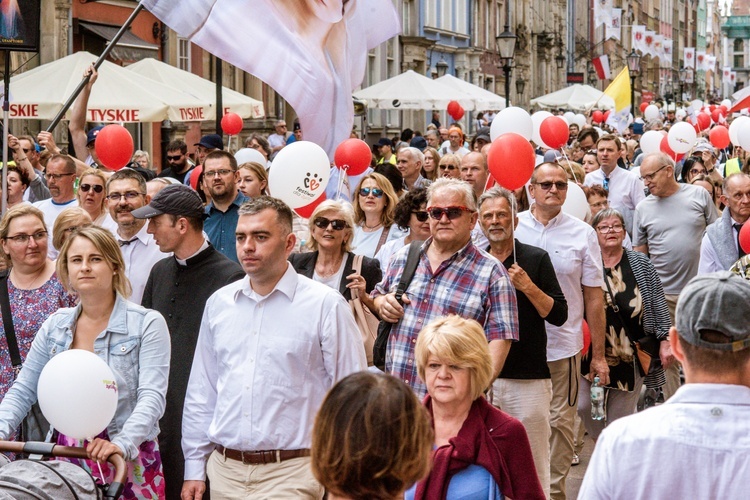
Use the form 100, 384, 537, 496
0, 0, 40, 51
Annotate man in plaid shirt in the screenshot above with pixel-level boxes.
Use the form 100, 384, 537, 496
373, 178, 519, 397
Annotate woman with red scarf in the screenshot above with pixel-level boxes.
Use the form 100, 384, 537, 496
408, 316, 545, 500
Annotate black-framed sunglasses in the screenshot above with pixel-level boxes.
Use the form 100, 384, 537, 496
426, 206, 472, 220
314, 217, 348, 231
79, 183, 104, 193
412, 211, 429, 222
533, 181, 569, 191
166, 155, 183, 161
359, 187, 384, 198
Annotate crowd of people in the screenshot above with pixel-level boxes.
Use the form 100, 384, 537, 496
0, 81, 748, 500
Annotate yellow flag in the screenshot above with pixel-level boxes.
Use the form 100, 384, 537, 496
603, 67, 631, 113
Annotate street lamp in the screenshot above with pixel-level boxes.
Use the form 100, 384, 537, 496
435, 57, 449, 78
496, 2, 517, 108
627, 50, 641, 116
556, 53, 566, 70
516, 78, 526, 96
678, 68, 686, 103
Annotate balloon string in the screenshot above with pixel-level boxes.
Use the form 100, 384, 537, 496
96, 459, 105, 482
560, 151, 581, 185
512, 200, 517, 264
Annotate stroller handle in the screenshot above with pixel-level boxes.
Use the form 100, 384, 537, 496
0, 440, 126, 499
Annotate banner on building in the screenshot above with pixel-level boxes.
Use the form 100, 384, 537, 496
684, 48, 695, 68
632, 26, 646, 54
723, 66, 732, 82
706, 55, 716, 72
0, 0, 40, 51
696, 51, 707, 72
644, 31, 656, 58
594, 0, 613, 28
606, 9, 622, 41
652, 35, 664, 60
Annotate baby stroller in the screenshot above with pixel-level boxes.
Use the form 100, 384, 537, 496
0, 440, 125, 499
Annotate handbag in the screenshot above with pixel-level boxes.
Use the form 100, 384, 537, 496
601, 267, 660, 376
349, 255, 380, 366
0, 271, 51, 443
373, 241, 422, 371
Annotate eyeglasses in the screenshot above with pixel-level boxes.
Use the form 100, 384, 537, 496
314, 217, 348, 231
166, 155, 183, 161
426, 206, 473, 220
44, 172, 75, 182
204, 169, 233, 178
596, 224, 624, 234
107, 191, 144, 202
533, 181, 569, 191
4, 231, 48, 244
439, 164, 458, 171
690, 168, 707, 176
412, 211, 429, 222
359, 187, 384, 198
639, 165, 669, 182
79, 183, 104, 193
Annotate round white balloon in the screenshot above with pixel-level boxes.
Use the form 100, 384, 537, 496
268, 141, 330, 209
234, 148, 267, 166
737, 121, 750, 151
675, 108, 687, 120
574, 114, 587, 128
563, 111, 576, 125
721, 99, 732, 109
667, 122, 697, 154
729, 116, 750, 146
531, 111, 554, 147
37, 349, 118, 440
640, 130, 664, 154
562, 181, 589, 221
491, 107, 533, 141
644, 105, 660, 121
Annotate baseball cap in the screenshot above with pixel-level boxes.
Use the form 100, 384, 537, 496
409, 136, 427, 151
194, 134, 224, 150
693, 139, 715, 156
475, 127, 491, 143
131, 184, 206, 220
376, 138, 393, 148
86, 125, 105, 145
543, 150, 562, 162
676, 271, 750, 351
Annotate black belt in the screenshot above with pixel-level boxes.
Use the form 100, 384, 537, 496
216, 445, 310, 465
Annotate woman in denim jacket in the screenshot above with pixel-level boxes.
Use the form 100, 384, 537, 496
0, 226, 170, 498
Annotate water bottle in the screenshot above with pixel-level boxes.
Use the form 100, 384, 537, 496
591, 375, 605, 421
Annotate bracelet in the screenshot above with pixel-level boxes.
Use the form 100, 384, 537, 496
15, 157, 27, 162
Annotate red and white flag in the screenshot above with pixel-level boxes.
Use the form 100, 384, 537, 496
141, 0, 400, 158
592, 55, 611, 80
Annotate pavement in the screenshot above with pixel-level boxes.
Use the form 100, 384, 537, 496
566, 434, 595, 499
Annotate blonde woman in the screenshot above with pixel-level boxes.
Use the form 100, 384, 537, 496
237, 161, 269, 198
52, 207, 92, 252
351, 173, 404, 257
77, 168, 117, 233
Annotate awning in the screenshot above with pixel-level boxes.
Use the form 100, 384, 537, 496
78, 21, 158, 62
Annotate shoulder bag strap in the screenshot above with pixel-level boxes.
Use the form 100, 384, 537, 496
0, 272, 22, 370
395, 241, 422, 302
374, 226, 391, 256
351, 254, 364, 300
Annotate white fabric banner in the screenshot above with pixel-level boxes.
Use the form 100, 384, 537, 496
606, 9, 622, 41
696, 51, 707, 72
684, 48, 696, 69
652, 35, 664, 61
644, 31, 656, 58
594, 0, 613, 27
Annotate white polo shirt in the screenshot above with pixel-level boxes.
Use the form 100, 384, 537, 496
584, 166, 645, 235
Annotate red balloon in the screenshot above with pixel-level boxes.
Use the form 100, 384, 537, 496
740, 223, 750, 255
539, 116, 569, 149
334, 139, 371, 176
94, 124, 133, 171
190, 165, 203, 192
709, 104, 717, 112
220, 112, 244, 135
639, 102, 649, 113
447, 100, 461, 119
709, 125, 730, 149
693, 123, 702, 134
294, 192, 327, 218
487, 133, 535, 191
582, 320, 591, 355
603, 110, 611, 121
451, 105, 465, 121
720, 105, 729, 116
711, 109, 721, 124
696, 112, 711, 131
592, 110, 603, 123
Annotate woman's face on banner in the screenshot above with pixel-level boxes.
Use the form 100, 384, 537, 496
305, 0, 345, 24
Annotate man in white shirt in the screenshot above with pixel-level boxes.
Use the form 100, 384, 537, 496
267, 120, 289, 159
699, 173, 750, 273
439, 126, 470, 158
396, 147, 430, 191
32, 154, 79, 259
181, 197, 366, 500
106, 169, 168, 304
514, 162, 608, 500
580, 271, 750, 500
583, 134, 645, 235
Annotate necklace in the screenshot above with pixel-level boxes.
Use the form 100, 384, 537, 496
363, 220, 383, 230
316, 258, 343, 278
10, 264, 48, 290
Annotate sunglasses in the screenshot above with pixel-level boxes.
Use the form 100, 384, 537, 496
359, 187, 384, 198
426, 206, 472, 220
79, 183, 104, 193
412, 211, 429, 222
314, 217, 348, 231
166, 155, 183, 161
439, 164, 458, 170
533, 181, 569, 191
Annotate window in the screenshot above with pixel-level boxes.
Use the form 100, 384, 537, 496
734, 38, 744, 52
177, 37, 191, 72
734, 54, 744, 69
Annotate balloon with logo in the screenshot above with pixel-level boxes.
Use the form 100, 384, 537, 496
491, 107, 533, 141
334, 138, 371, 176
709, 126, 730, 149
94, 124, 133, 171
220, 112, 244, 135
295, 193, 327, 218
562, 181, 589, 221
644, 104, 660, 121
268, 141, 330, 209
667, 121, 697, 154
531, 111, 554, 147
37, 350, 118, 440
539, 116, 570, 150
487, 133, 535, 191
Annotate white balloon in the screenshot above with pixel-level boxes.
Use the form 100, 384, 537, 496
234, 148, 267, 166
562, 181, 589, 221
563, 112, 576, 125
721, 99, 732, 109
667, 122, 697, 154
574, 114, 587, 128
640, 130, 664, 154
37, 350, 118, 440
675, 108, 687, 120
531, 111, 553, 147
491, 107, 533, 141
737, 121, 750, 151
729, 116, 750, 146
644, 105, 660, 121
691, 100, 704, 112
268, 141, 330, 209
